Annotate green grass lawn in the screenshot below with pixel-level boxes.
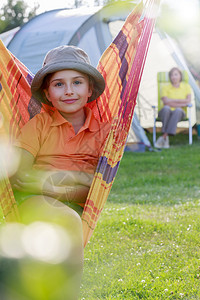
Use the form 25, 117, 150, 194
80, 133, 200, 299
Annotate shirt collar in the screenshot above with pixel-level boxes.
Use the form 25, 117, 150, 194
50, 107, 100, 132
170, 82, 183, 88
51, 110, 69, 127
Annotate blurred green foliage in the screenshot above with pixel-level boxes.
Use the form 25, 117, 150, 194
0, 0, 39, 33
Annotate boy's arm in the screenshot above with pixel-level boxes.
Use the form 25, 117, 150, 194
10, 148, 53, 195
10, 148, 92, 203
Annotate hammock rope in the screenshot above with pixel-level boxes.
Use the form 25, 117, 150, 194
82, 0, 160, 246
0, 0, 160, 246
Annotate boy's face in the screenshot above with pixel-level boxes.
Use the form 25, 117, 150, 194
44, 70, 92, 118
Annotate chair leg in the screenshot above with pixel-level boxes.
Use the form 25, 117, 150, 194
153, 123, 156, 146
188, 106, 192, 145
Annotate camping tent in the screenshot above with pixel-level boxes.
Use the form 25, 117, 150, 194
6, 1, 200, 144
7, 3, 137, 74
0, 27, 20, 46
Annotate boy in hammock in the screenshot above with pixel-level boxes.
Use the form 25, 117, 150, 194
12, 45, 110, 213
10, 45, 110, 299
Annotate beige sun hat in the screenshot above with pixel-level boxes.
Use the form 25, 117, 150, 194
31, 45, 105, 104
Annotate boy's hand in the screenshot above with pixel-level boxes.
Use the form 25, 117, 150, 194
42, 172, 90, 203
10, 172, 44, 194
11, 170, 91, 203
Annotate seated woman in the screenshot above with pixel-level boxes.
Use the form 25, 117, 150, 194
155, 67, 192, 149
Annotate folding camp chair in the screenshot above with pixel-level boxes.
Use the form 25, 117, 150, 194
152, 70, 193, 146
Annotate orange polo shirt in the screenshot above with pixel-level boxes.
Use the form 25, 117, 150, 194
15, 107, 111, 174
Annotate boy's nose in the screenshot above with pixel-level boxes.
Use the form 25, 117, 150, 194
65, 84, 74, 95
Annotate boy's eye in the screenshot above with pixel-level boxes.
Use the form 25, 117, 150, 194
74, 80, 81, 85
55, 82, 63, 87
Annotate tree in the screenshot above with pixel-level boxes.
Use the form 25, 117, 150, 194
74, 0, 83, 8
0, 0, 39, 33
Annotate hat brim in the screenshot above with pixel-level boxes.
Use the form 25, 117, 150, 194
31, 60, 105, 104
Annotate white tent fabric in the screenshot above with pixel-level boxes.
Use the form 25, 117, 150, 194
128, 113, 152, 148
0, 27, 20, 46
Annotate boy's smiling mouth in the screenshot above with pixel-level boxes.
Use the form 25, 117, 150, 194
62, 99, 78, 104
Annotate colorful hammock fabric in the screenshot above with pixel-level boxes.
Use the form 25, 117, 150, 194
0, 0, 160, 247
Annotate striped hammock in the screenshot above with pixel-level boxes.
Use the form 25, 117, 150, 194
0, 0, 160, 247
